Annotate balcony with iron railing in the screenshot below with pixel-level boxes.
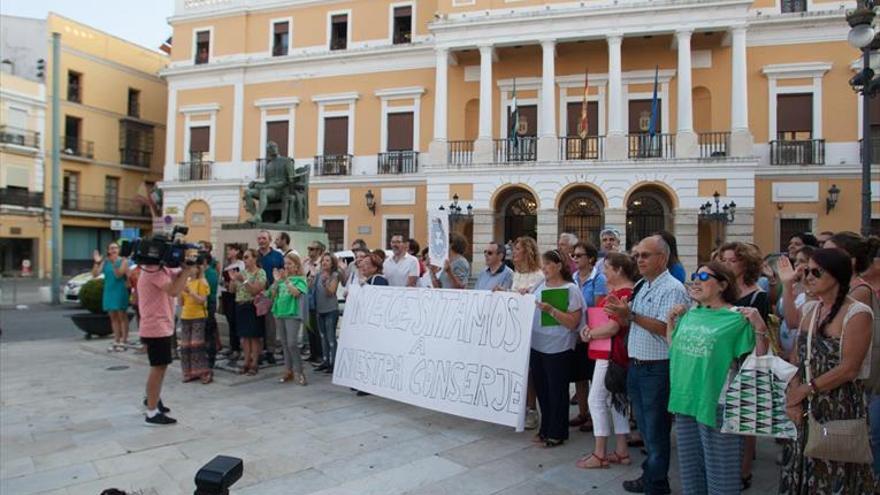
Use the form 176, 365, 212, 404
769, 139, 825, 165
448, 140, 474, 166
0, 188, 44, 208
61, 136, 95, 159
698, 132, 730, 158
313, 154, 352, 176
120, 147, 152, 168
178, 158, 213, 181
627, 133, 675, 159
559, 136, 605, 160
62, 193, 149, 218
494, 137, 538, 163
378, 150, 419, 174
0, 126, 40, 149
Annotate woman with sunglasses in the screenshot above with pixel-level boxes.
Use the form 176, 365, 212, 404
531, 249, 585, 448
777, 248, 876, 494
665, 262, 767, 495
231, 248, 267, 375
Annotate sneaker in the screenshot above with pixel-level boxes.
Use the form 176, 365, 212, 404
145, 412, 177, 426
142, 398, 170, 414
525, 408, 539, 430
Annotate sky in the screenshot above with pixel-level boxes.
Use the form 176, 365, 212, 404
0, 0, 174, 52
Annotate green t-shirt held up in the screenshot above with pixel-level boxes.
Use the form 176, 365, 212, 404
668, 306, 755, 428
271, 275, 308, 318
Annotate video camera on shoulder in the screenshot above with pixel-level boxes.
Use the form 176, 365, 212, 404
120, 225, 202, 268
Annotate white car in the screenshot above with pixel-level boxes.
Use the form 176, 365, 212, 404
63, 271, 101, 302
63, 262, 138, 303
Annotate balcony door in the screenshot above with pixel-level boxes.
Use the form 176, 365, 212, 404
566, 101, 598, 137
629, 100, 661, 134
387, 112, 414, 151
777, 93, 812, 141
511, 105, 537, 137
323, 117, 348, 156
189, 126, 210, 161
266, 120, 289, 156
64, 116, 82, 154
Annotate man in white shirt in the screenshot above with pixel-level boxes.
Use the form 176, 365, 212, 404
383, 234, 419, 287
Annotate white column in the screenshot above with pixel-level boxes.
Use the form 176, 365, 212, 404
428, 47, 449, 166
606, 34, 626, 160
232, 80, 244, 162
538, 39, 558, 161
164, 87, 178, 181
675, 29, 698, 158
729, 26, 753, 157
473, 44, 495, 163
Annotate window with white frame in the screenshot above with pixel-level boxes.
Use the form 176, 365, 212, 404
194, 29, 211, 64
330, 13, 348, 50
272, 20, 290, 56
392, 5, 413, 44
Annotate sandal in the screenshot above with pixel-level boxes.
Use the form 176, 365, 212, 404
296, 374, 308, 386
201, 373, 213, 385
531, 434, 546, 444
569, 414, 589, 427
239, 366, 250, 375
246, 368, 257, 376
576, 453, 608, 469
607, 452, 631, 465
279, 371, 294, 383
540, 438, 564, 449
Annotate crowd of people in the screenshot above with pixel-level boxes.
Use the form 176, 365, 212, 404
93, 224, 880, 494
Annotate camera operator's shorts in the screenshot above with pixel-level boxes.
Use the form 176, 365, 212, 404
142, 336, 173, 366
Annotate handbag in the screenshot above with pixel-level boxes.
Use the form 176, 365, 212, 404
720, 348, 798, 439
254, 292, 271, 317
802, 303, 873, 464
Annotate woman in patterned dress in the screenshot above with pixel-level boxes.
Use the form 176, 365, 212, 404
777, 248, 876, 494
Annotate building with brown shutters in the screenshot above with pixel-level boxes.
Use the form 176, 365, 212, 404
0, 13, 168, 277
159, 0, 879, 271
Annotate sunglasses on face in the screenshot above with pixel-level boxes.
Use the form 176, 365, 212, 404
805, 267, 824, 279
691, 271, 722, 282
572, 253, 587, 259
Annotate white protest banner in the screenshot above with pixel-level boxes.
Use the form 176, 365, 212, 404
427, 211, 449, 268
333, 285, 535, 431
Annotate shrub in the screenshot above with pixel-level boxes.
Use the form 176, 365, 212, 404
80, 278, 105, 314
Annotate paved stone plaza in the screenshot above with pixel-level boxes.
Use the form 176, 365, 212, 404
1, 308, 780, 494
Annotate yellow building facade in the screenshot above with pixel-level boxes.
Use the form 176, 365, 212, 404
0, 71, 46, 276
160, 0, 879, 271
0, 13, 169, 276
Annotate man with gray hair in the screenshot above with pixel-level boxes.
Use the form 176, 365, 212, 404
599, 228, 622, 255
557, 232, 579, 273
474, 241, 514, 291
604, 234, 688, 495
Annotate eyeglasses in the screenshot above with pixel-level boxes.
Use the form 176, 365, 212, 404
691, 271, 722, 282
483, 250, 497, 256
572, 253, 586, 259
805, 267, 824, 279
308, 247, 318, 251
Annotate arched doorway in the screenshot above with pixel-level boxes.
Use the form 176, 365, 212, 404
494, 187, 538, 243
184, 199, 212, 244
625, 187, 673, 250
558, 187, 604, 247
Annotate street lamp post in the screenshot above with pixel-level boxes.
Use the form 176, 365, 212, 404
699, 191, 736, 247
847, 2, 880, 236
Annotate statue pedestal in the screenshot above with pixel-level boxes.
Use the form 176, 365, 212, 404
218, 223, 328, 256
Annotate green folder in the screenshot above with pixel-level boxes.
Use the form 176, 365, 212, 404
541, 288, 569, 327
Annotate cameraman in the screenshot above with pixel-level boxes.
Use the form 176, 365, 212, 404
138, 259, 196, 425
